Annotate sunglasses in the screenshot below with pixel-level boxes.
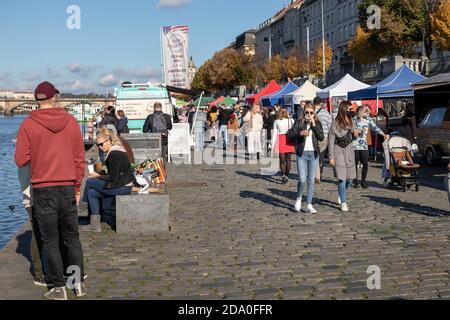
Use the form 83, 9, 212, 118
304, 111, 315, 115
97, 139, 109, 148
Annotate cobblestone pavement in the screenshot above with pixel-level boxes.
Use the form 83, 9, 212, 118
1, 152, 449, 300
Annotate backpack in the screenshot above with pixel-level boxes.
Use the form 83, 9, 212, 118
152, 113, 168, 134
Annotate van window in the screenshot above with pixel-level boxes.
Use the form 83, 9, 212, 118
419, 107, 447, 128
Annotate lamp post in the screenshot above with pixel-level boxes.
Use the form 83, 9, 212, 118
321, 0, 326, 85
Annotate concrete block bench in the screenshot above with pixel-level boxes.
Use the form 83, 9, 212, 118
116, 192, 169, 235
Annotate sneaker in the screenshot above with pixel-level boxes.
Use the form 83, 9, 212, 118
294, 197, 302, 212
44, 287, 67, 301
361, 181, 369, 189
338, 196, 342, 205
74, 282, 87, 297
33, 278, 47, 287
281, 176, 288, 184
306, 204, 318, 214
341, 203, 349, 212
353, 182, 360, 188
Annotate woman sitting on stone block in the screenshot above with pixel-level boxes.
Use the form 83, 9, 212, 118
82, 127, 134, 232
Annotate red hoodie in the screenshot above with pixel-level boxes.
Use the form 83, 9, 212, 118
14, 108, 85, 194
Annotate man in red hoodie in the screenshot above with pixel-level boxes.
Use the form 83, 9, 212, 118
15, 81, 86, 300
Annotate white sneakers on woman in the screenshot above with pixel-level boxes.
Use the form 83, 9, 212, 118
341, 203, 349, 212
294, 197, 302, 212
294, 198, 317, 214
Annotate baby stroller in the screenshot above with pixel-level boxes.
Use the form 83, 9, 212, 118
382, 135, 420, 192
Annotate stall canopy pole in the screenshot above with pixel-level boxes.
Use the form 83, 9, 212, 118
190, 91, 204, 136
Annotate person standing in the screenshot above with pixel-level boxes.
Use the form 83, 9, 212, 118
143, 102, 173, 161
217, 105, 231, 150
87, 118, 95, 140
227, 113, 240, 151
314, 97, 332, 183
264, 107, 277, 156
15, 81, 86, 300
328, 101, 359, 212
447, 162, 450, 204
99, 106, 119, 131
193, 109, 208, 152
352, 105, 388, 188
117, 110, 129, 135
244, 104, 264, 160
288, 103, 324, 214
272, 108, 295, 184
402, 103, 417, 143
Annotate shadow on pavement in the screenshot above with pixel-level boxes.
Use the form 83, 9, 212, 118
239, 190, 295, 211
268, 188, 340, 210
363, 195, 450, 217
236, 171, 283, 185
15, 230, 32, 269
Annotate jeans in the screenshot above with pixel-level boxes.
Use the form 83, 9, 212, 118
338, 179, 353, 204
82, 178, 132, 215
194, 128, 205, 151
219, 125, 228, 149
297, 151, 319, 204
33, 186, 84, 288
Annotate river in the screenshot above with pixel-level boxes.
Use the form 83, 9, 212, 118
0, 115, 28, 250
0, 115, 88, 250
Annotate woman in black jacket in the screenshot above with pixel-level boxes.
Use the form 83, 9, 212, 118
288, 103, 324, 214
82, 128, 134, 232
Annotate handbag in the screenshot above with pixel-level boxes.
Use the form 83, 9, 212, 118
335, 130, 353, 148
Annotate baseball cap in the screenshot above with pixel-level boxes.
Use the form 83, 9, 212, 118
313, 97, 323, 105
34, 81, 60, 101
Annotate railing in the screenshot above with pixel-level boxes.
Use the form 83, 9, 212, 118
423, 57, 450, 76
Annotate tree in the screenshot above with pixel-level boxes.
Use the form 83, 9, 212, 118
348, 26, 387, 64
284, 54, 308, 79
310, 42, 332, 76
431, 0, 450, 50
263, 54, 285, 82
192, 61, 211, 92
357, 0, 442, 59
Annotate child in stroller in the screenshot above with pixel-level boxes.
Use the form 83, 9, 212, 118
382, 135, 420, 192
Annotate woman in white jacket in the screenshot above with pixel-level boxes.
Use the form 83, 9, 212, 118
244, 104, 264, 159
271, 107, 295, 184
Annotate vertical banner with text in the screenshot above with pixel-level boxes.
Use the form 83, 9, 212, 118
161, 26, 190, 89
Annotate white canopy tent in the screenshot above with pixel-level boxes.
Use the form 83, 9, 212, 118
283, 80, 321, 106
317, 74, 370, 99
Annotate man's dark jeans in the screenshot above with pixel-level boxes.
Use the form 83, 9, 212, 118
33, 186, 85, 288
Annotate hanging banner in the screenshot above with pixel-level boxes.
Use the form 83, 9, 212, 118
161, 25, 190, 89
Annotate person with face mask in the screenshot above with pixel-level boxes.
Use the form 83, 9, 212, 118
352, 105, 388, 188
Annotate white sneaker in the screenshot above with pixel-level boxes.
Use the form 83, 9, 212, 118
306, 204, 317, 214
294, 197, 302, 212
338, 196, 342, 205
341, 203, 349, 212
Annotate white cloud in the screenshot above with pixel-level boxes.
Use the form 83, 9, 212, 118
157, 0, 191, 9
60, 80, 93, 93
99, 67, 161, 88
68, 62, 100, 77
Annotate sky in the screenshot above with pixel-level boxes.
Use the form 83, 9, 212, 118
0, 0, 288, 94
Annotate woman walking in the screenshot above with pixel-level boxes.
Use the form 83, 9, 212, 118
328, 101, 359, 212
288, 103, 324, 213
117, 110, 129, 135
352, 105, 388, 188
243, 104, 264, 160
272, 107, 295, 184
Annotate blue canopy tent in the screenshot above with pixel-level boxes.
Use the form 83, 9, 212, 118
260, 82, 298, 107
348, 64, 426, 100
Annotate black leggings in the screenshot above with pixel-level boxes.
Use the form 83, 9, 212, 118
279, 153, 292, 176
355, 150, 369, 182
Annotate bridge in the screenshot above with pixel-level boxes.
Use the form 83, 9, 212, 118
0, 98, 116, 114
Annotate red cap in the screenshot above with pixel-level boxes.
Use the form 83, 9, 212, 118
34, 81, 60, 101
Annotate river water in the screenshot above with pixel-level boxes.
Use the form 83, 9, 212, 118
0, 115, 28, 250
